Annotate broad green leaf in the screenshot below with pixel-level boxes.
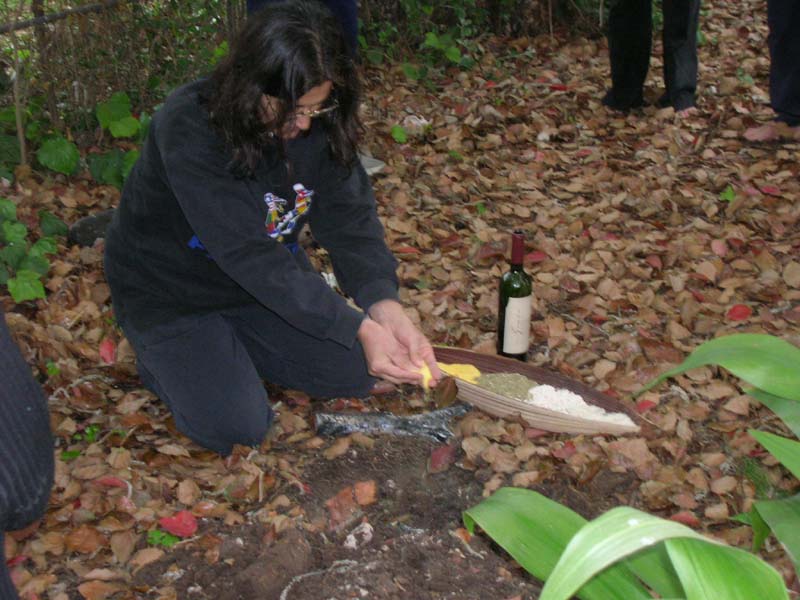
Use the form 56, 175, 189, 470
445, 46, 462, 63
109, 116, 141, 139
0, 242, 26, 269
38, 210, 68, 237
122, 149, 140, 179
37, 136, 79, 175
390, 125, 408, 144
0, 264, 9, 285
365, 49, 383, 65
0, 197, 17, 222
402, 63, 421, 81
719, 184, 736, 202
666, 537, 788, 600
18, 254, 49, 276
539, 506, 707, 600
96, 92, 132, 130
464, 489, 652, 600
625, 544, 684, 599
2, 220, 26, 244
636, 334, 800, 401
0, 134, 20, 166
423, 31, 441, 50
88, 150, 124, 189
7, 269, 45, 303
749, 388, 800, 438
29, 237, 58, 257
753, 494, 800, 571
749, 430, 800, 479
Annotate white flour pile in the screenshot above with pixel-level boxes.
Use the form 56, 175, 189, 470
525, 384, 635, 427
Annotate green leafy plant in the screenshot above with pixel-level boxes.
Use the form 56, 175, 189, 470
36, 135, 80, 176
719, 184, 736, 202
147, 529, 180, 548
390, 125, 408, 143
464, 488, 789, 600
88, 93, 145, 188
0, 198, 65, 302
637, 333, 800, 573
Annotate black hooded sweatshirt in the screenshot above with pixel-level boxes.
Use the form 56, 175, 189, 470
104, 80, 398, 349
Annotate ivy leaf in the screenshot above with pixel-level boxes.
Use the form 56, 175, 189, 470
445, 46, 462, 64
7, 269, 46, 303
109, 116, 141, 139
123, 149, 140, 179
402, 63, 421, 81
18, 254, 50, 276
2, 220, 27, 244
0, 197, 16, 222
37, 136, 80, 175
719, 185, 736, 202
88, 150, 124, 189
0, 242, 26, 269
96, 92, 132, 130
391, 125, 408, 143
29, 237, 58, 257
39, 210, 68, 237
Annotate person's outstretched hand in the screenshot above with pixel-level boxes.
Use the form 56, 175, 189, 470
366, 300, 442, 386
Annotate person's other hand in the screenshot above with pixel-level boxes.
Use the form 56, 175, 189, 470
367, 300, 442, 386
357, 317, 421, 384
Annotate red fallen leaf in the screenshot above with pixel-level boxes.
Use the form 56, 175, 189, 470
454, 103, 469, 117
428, 444, 458, 473
604, 232, 619, 241
484, 80, 497, 89
440, 233, 462, 249
6, 555, 28, 568
394, 245, 421, 255
590, 314, 608, 325
575, 148, 593, 158
644, 255, 662, 270
636, 399, 657, 414
727, 304, 752, 321
99, 338, 116, 364
476, 242, 506, 262
549, 83, 568, 91
689, 289, 705, 302
158, 510, 198, 538
711, 239, 728, 257
760, 185, 781, 196
93, 477, 129, 489
670, 511, 700, 528
727, 237, 746, 250
552, 441, 576, 460
744, 186, 761, 197
525, 250, 548, 263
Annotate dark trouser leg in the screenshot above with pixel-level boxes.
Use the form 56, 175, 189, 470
223, 303, 375, 399
662, 0, 700, 110
768, 0, 800, 125
247, 0, 358, 56
121, 304, 373, 455
605, 0, 652, 109
125, 313, 274, 456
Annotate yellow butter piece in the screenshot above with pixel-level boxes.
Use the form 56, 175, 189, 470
437, 362, 481, 384
419, 364, 433, 391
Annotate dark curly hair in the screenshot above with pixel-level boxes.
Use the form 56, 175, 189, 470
206, 0, 362, 175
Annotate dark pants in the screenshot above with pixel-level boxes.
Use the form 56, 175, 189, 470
768, 0, 800, 125
1, 314, 54, 599
121, 303, 375, 456
247, 0, 358, 55
606, 0, 700, 110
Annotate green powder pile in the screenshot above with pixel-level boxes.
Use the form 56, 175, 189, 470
476, 372, 538, 400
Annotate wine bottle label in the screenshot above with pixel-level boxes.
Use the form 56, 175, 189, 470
502, 295, 532, 354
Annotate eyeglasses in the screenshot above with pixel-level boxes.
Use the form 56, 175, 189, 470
289, 99, 339, 120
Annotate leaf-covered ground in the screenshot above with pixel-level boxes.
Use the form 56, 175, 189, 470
4, 0, 800, 597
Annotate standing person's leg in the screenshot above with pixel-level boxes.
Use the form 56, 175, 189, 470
768, 0, 800, 126
661, 0, 700, 110
603, 0, 652, 110
123, 313, 274, 456
1, 314, 54, 599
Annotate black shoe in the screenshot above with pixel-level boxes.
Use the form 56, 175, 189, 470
67, 208, 116, 247
601, 90, 645, 112
656, 92, 695, 112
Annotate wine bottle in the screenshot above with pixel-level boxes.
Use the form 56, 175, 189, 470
497, 230, 532, 361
